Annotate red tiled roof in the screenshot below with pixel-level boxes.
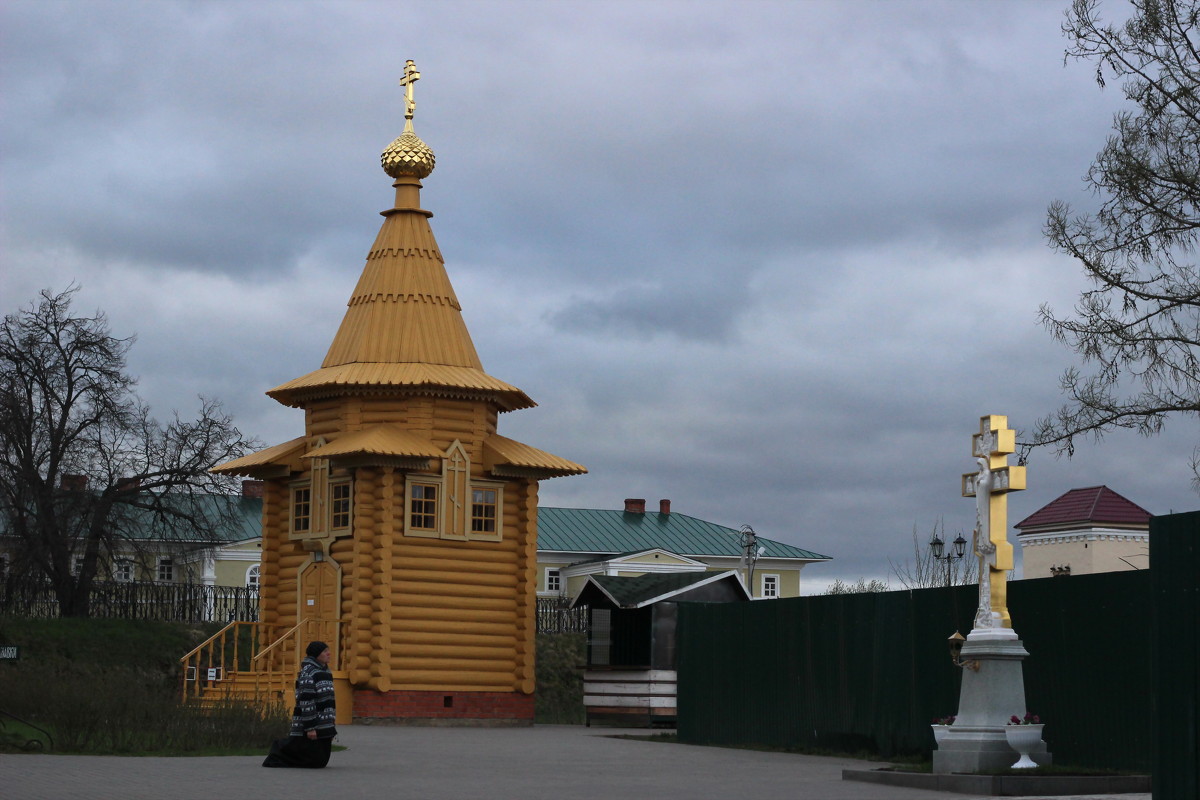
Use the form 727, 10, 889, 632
1015, 485, 1151, 531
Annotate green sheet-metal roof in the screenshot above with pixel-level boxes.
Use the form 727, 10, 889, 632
536, 507, 830, 561
105, 494, 262, 544
0, 493, 262, 545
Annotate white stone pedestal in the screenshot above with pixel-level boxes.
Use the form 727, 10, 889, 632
932, 627, 1052, 774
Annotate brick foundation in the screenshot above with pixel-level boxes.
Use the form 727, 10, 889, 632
353, 689, 535, 726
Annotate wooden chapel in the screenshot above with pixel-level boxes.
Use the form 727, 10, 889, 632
214, 62, 586, 724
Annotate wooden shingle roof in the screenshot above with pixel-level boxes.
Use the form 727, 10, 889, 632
265, 167, 534, 412
1015, 485, 1151, 532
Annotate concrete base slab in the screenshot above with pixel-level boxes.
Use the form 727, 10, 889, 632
933, 724, 1050, 773
843, 768, 1150, 796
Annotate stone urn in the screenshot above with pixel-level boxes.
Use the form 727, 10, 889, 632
1004, 723, 1045, 768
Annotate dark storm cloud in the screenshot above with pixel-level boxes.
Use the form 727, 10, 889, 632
3, 0, 1195, 591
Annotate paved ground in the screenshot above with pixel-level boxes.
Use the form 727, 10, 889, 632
1, 724, 1151, 800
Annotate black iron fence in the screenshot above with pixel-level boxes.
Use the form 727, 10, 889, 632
537, 596, 588, 634
0, 576, 259, 622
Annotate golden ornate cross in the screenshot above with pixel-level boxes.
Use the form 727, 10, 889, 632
960, 415, 1026, 629
399, 60, 421, 122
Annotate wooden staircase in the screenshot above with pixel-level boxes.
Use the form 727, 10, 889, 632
181, 618, 343, 716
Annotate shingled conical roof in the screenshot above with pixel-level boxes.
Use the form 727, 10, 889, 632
267, 112, 533, 411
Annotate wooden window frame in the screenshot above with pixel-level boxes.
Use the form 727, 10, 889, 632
290, 482, 313, 536
405, 477, 442, 538
545, 567, 562, 593
329, 480, 352, 532
761, 573, 780, 599
467, 480, 503, 542
157, 556, 174, 583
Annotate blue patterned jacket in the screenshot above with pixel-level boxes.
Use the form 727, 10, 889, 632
290, 656, 337, 739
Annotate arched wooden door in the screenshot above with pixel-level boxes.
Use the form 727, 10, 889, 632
299, 559, 340, 666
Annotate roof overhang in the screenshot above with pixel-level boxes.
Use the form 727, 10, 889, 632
266, 363, 536, 411
302, 425, 441, 469
211, 437, 307, 479
484, 434, 587, 480
571, 569, 750, 609
563, 548, 708, 578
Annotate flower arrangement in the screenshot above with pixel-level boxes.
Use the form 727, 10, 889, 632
932, 715, 956, 725
1009, 712, 1041, 725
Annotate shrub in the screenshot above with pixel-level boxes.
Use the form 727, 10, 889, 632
536, 632, 585, 724
0, 617, 284, 754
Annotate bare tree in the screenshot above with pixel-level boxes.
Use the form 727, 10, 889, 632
0, 287, 256, 616
1039, 0, 1200, 483
823, 578, 890, 595
889, 520, 978, 589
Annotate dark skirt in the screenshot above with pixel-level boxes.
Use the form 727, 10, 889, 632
262, 735, 332, 768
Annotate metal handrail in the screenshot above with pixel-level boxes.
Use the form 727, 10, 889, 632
0, 707, 54, 751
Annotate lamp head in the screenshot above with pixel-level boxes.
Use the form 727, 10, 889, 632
948, 630, 965, 662
930, 534, 945, 559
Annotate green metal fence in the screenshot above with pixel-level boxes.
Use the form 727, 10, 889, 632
1151, 511, 1199, 799
677, 571, 1154, 769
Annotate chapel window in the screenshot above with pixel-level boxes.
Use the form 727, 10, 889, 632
291, 485, 312, 534
330, 481, 352, 531
471, 488, 498, 533
409, 483, 439, 531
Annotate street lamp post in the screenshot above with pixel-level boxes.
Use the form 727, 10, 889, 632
929, 532, 968, 587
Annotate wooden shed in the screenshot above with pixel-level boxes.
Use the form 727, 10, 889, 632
572, 570, 749, 727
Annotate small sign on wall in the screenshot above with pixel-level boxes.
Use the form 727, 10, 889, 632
0, 645, 19, 660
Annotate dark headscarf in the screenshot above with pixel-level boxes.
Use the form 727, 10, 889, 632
306, 640, 329, 659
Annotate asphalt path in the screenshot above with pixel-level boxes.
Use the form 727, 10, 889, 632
0, 724, 1151, 800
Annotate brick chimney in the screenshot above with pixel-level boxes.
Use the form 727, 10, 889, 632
116, 477, 141, 492
659, 499, 671, 515
60, 474, 88, 491
624, 498, 646, 514
242, 480, 265, 499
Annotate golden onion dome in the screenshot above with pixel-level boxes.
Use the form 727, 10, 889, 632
381, 128, 435, 179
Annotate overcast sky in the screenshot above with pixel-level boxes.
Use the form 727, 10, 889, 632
3, 0, 1195, 592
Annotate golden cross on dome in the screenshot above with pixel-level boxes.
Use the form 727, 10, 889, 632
399, 60, 421, 122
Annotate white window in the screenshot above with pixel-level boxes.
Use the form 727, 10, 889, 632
114, 559, 133, 582
761, 574, 779, 599
157, 557, 174, 582
545, 568, 562, 593
71, 556, 84, 576
246, 564, 260, 589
